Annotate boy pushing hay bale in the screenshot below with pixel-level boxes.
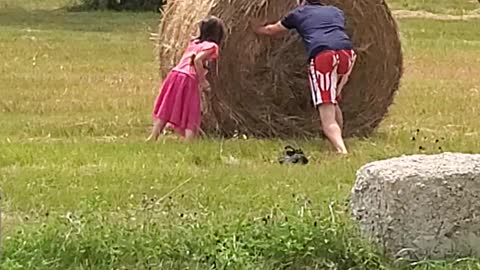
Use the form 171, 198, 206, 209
154, 0, 403, 142
253, 0, 356, 154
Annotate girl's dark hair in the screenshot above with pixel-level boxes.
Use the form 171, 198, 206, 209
196, 16, 225, 46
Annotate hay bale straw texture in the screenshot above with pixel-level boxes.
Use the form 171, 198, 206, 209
155, 0, 403, 138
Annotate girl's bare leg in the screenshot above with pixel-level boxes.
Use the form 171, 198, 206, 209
318, 104, 348, 154
146, 119, 167, 142
184, 129, 196, 141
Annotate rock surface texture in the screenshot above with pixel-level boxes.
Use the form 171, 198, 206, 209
351, 153, 480, 261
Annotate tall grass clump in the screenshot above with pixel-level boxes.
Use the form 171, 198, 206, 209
1, 197, 387, 270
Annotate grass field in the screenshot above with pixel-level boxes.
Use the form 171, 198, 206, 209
1, 0, 480, 269
389, 0, 479, 14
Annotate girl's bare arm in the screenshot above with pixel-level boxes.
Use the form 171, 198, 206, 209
192, 50, 214, 84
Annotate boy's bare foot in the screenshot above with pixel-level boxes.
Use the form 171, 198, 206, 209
334, 145, 348, 154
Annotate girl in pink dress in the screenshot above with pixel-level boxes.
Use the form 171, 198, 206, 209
147, 16, 225, 141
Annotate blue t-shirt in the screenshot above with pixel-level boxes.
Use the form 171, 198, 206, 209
281, 5, 353, 59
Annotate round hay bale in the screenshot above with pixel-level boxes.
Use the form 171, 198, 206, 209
155, 0, 403, 138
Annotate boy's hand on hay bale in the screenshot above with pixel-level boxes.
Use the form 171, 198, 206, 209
250, 18, 267, 34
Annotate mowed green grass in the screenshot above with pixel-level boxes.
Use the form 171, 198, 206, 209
388, 0, 479, 14
1, 1, 480, 269
0, 0, 71, 10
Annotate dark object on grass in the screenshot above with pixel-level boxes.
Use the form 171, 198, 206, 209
155, 0, 403, 139
278, 146, 309, 165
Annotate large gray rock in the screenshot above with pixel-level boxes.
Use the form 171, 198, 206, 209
351, 153, 480, 261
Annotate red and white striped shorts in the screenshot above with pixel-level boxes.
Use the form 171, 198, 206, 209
308, 49, 356, 106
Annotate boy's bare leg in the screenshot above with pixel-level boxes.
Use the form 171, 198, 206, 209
335, 105, 344, 131
336, 53, 356, 98
336, 73, 350, 99
335, 57, 355, 133
318, 104, 348, 154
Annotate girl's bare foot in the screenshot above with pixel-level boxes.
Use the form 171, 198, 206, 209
184, 129, 196, 142
146, 119, 167, 142
145, 134, 158, 142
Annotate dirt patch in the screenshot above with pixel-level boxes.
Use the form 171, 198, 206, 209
393, 9, 480, 20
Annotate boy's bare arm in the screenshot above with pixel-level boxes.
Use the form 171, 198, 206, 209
252, 21, 289, 37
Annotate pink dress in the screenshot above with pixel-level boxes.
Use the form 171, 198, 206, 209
152, 40, 219, 136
